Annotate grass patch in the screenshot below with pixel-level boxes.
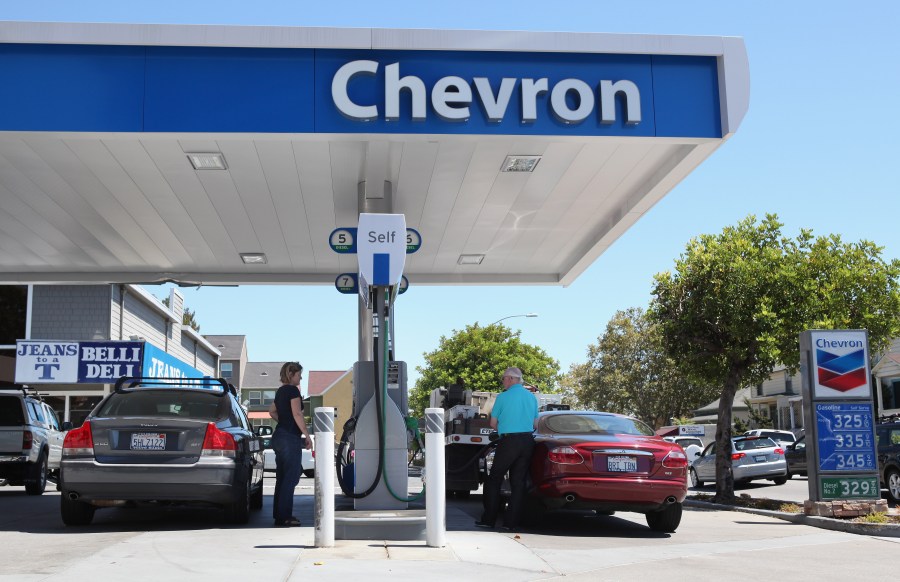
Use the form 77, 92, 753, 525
687, 493, 802, 513
855, 512, 892, 524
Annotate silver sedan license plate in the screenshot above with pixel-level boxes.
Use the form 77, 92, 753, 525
131, 432, 166, 451
607, 455, 637, 472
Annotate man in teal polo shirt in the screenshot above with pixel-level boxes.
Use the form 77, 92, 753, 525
476, 366, 539, 531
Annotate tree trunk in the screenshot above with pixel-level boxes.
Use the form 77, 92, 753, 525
713, 370, 740, 503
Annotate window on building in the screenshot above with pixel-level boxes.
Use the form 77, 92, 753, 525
221, 362, 233, 380
756, 383, 763, 397
247, 390, 276, 406
882, 377, 900, 410
0, 285, 27, 346
784, 372, 794, 395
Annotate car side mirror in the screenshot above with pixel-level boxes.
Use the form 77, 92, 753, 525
256, 426, 273, 437
61, 421, 73, 431
693, 451, 701, 459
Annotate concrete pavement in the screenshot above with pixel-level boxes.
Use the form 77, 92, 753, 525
3, 476, 900, 581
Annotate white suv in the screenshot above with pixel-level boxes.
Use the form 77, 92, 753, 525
0, 389, 68, 494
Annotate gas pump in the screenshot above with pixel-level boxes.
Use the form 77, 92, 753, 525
334, 213, 420, 510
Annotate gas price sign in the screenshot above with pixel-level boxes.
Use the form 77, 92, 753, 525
820, 476, 880, 500
814, 402, 876, 472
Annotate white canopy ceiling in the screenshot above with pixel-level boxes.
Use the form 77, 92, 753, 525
0, 22, 749, 287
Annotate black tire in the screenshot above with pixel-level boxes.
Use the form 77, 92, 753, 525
224, 478, 251, 524
646, 502, 682, 533
250, 478, 263, 510
303, 469, 315, 479
689, 468, 703, 488
61, 495, 95, 526
25, 451, 48, 495
886, 468, 900, 503
773, 476, 788, 485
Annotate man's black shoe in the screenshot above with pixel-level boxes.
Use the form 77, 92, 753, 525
474, 520, 494, 529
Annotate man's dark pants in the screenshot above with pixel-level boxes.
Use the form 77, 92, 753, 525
481, 433, 535, 527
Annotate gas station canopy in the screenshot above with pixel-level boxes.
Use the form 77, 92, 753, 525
0, 22, 748, 286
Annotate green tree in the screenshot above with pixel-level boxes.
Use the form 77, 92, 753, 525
649, 214, 900, 502
409, 323, 560, 417
564, 307, 719, 428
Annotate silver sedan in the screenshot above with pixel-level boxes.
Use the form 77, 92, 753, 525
690, 436, 788, 487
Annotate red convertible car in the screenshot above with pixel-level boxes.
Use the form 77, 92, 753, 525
527, 410, 688, 532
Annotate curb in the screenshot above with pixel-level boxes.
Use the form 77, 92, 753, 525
685, 498, 900, 538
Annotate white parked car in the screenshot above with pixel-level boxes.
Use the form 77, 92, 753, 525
262, 435, 315, 478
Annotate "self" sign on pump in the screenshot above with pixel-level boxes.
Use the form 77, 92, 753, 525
356, 213, 407, 287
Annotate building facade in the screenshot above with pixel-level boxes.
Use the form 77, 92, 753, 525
1, 284, 219, 426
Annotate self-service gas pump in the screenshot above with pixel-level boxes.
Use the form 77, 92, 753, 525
334, 213, 421, 510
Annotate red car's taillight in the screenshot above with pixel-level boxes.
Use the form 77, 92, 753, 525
662, 449, 688, 469
202, 423, 236, 457
732, 452, 745, 461
774, 448, 785, 456
23, 429, 33, 450
62, 421, 94, 457
548, 446, 584, 465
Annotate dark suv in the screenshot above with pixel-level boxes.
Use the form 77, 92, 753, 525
876, 417, 900, 503
59, 377, 265, 525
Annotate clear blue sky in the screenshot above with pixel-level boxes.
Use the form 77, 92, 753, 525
6, 2, 899, 393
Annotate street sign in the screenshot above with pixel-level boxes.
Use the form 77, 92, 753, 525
335, 273, 358, 294
406, 228, 422, 254
329, 227, 357, 254
356, 213, 406, 287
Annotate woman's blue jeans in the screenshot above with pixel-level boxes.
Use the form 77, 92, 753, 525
272, 428, 304, 522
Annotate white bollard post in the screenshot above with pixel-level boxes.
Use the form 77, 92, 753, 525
425, 407, 446, 547
314, 407, 335, 548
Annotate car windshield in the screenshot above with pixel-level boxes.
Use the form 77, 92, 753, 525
95, 390, 227, 420
734, 437, 777, 451
544, 413, 655, 436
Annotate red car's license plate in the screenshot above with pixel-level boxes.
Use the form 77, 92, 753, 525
607, 455, 637, 472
